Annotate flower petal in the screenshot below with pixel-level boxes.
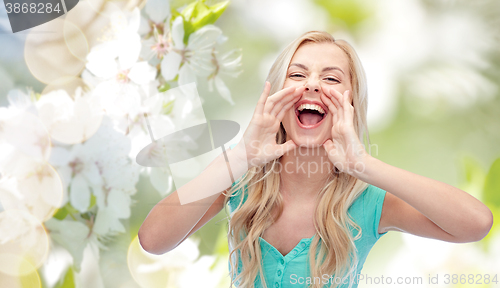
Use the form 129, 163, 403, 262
69, 174, 90, 213
44, 218, 89, 272
171, 16, 185, 50
138, 15, 150, 35
178, 64, 197, 86
107, 189, 131, 219
7, 89, 32, 111
93, 207, 125, 235
82, 162, 102, 187
129, 61, 157, 85
127, 7, 141, 33
187, 53, 214, 76
150, 167, 173, 197
216, 33, 228, 45
220, 49, 242, 72
56, 166, 71, 207
145, 0, 170, 24
86, 42, 119, 78
215, 76, 235, 105
86, 57, 118, 79
86, 42, 119, 62
161, 52, 182, 81
187, 25, 221, 51
139, 38, 157, 62
118, 33, 141, 70
48, 146, 71, 167
207, 78, 214, 92
91, 185, 106, 209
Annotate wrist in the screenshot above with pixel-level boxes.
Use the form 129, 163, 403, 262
228, 142, 250, 173
351, 153, 376, 181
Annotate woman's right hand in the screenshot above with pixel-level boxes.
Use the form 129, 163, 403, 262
232, 81, 306, 168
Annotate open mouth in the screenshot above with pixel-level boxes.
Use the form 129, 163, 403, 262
295, 103, 327, 128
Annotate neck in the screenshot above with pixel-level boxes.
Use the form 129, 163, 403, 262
279, 145, 334, 201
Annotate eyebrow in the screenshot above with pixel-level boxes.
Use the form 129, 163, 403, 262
289, 63, 345, 75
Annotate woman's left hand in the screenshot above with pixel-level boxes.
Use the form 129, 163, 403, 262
320, 88, 369, 176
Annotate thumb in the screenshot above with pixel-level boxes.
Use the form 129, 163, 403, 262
323, 139, 335, 153
278, 139, 298, 157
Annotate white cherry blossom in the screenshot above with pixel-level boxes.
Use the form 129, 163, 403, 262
207, 49, 243, 105
48, 116, 140, 231
161, 16, 223, 86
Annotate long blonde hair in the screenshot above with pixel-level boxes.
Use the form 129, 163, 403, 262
224, 31, 371, 288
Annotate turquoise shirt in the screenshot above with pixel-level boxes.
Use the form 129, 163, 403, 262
226, 182, 388, 288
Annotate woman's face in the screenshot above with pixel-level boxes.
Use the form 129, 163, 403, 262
281, 42, 352, 147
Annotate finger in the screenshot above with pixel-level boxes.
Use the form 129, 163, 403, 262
329, 88, 344, 121
320, 93, 338, 115
269, 87, 300, 116
271, 86, 305, 117
324, 88, 344, 122
345, 89, 353, 105
278, 139, 298, 157
325, 88, 344, 111
343, 90, 354, 121
263, 86, 296, 115
255, 81, 271, 116
322, 139, 335, 155
276, 92, 301, 121
321, 94, 339, 125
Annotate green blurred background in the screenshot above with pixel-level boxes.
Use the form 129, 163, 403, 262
1, 0, 499, 286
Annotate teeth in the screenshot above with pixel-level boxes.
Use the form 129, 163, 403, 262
297, 103, 325, 114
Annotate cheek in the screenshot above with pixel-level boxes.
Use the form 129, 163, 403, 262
282, 107, 295, 126
321, 84, 349, 95
281, 107, 297, 138
324, 114, 333, 128
283, 79, 303, 89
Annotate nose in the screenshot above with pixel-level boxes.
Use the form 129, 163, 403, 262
304, 79, 321, 93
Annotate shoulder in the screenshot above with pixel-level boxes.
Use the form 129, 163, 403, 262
362, 184, 387, 209
349, 184, 388, 240
349, 184, 386, 209
227, 181, 248, 213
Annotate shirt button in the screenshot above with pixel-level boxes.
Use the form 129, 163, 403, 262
275, 282, 279, 288
280, 259, 284, 265
292, 250, 297, 255
278, 270, 282, 276
301, 243, 306, 248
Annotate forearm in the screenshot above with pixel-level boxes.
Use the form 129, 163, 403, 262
176, 144, 249, 204
354, 155, 493, 241
139, 191, 220, 254
138, 146, 249, 254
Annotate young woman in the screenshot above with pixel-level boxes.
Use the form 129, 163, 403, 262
138, 31, 493, 288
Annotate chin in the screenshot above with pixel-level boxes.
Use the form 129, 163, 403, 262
289, 134, 328, 148
284, 121, 331, 149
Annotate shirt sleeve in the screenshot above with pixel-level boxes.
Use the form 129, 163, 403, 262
228, 187, 244, 213
363, 184, 388, 240
227, 180, 248, 214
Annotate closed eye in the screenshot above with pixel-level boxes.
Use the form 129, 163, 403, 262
289, 74, 339, 83
324, 77, 339, 83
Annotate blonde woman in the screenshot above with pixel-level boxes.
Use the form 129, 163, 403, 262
138, 31, 493, 288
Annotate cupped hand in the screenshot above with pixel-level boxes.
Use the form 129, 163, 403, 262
233, 82, 306, 168
320, 88, 369, 175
